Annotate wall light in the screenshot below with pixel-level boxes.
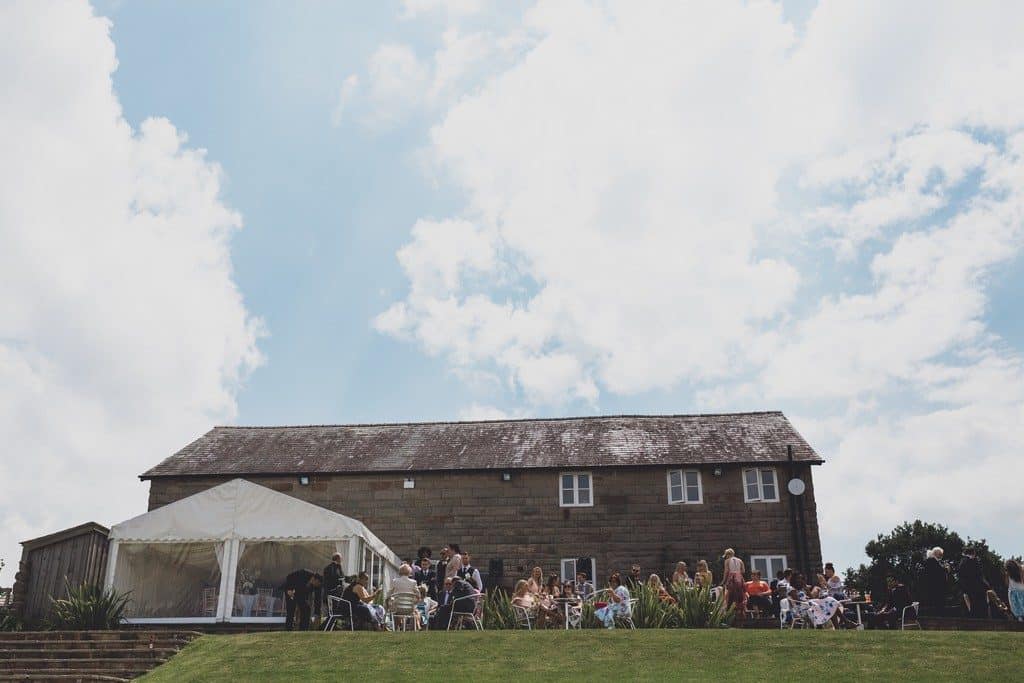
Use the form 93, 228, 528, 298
298, 475, 310, 486
404, 477, 415, 489
501, 472, 512, 482
712, 467, 723, 477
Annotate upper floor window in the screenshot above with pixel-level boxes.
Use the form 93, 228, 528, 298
667, 469, 702, 504
560, 472, 593, 507
743, 467, 779, 503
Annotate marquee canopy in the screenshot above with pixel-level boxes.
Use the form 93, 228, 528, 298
105, 478, 400, 623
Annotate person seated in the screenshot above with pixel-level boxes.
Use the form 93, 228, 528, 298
391, 563, 419, 597
595, 573, 631, 629
1007, 559, 1024, 622
575, 571, 595, 601
542, 573, 562, 600
809, 573, 829, 599
433, 575, 479, 629
694, 560, 713, 589
868, 575, 913, 629
824, 563, 847, 600
745, 570, 773, 615
787, 586, 850, 629
625, 564, 643, 593
647, 574, 677, 604
343, 571, 385, 631
512, 580, 541, 623
415, 584, 436, 628
671, 562, 693, 588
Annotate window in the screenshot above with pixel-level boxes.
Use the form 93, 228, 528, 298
743, 468, 779, 502
750, 555, 787, 579
560, 557, 597, 584
559, 472, 593, 507
667, 469, 703, 504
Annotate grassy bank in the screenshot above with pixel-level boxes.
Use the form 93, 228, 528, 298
141, 629, 1022, 682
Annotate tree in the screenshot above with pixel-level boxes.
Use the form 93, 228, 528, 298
844, 520, 1008, 606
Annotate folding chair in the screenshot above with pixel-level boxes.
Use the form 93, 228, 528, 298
388, 593, 421, 631
513, 604, 534, 630
447, 593, 483, 630
323, 595, 355, 631
901, 601, 921, 630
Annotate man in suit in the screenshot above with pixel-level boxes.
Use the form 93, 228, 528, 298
959, 546, 990, 618
415, 556, 437, 599
322, 553, 345, 613
432, 576, 456, 629
919, 547, 949, 616
279, 569, 323, 631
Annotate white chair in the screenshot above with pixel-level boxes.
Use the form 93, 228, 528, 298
615, 599, 637, 630
513, 604, 534, 630
323, 595, 355, 631
201, 587, 219, 617
256, 587, 276, 617
447, 593, 483, 631
780, 598, 808, 629
901, 601, 921, 630
388, 593, 421, 631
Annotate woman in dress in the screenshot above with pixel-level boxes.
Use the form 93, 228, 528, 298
824, 563, 846, 599
787, 583, 850, 629
648, 574, 677, 604
694, 560, 713, 589
527, 566, 544, 595
809, 573, 829, 599
721, 549, 747, 619
1006, 559, 1024, 622
671, 562, 693, 588
543, 573, 562, 599
343, 571, 385, 630
595, 573, 632, 629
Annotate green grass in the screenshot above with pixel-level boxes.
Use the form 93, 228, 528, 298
141, 630, 1023, 682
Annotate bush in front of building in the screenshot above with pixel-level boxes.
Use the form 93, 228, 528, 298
50, 580, 131, 630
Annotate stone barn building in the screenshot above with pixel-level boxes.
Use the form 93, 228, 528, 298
141, 412, 824, 588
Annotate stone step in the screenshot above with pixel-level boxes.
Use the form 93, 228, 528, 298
0, 647, 179, 659
0, 658, 166, 672
0, 675, 132, 682
0, 639, 191, 651
0, 631, 199, 642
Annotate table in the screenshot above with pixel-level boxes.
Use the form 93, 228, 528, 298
843, 600, 871, 627
554, 597, 582, 630
236, 593, 258, 617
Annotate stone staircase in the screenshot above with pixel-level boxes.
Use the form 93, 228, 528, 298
0, 630, 200, 681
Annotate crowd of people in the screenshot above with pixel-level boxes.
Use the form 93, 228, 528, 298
275, 543, 1024, 631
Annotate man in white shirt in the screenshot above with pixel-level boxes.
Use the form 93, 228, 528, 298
459, 551, 483, 590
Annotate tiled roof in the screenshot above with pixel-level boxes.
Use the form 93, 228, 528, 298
140, 412, 822, 478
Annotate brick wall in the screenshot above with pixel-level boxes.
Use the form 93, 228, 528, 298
146, 464, 823, 587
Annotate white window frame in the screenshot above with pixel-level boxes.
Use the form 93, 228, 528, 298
559, 472, 594, 507
742, 467, 780, 503
666, 468, 703, 505
560, 557, 597, 585
750, 555, 787, 580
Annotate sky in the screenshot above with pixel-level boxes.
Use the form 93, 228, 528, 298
2, 0, 1023, 582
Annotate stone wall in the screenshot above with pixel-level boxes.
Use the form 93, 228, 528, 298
147, 463, 823, 588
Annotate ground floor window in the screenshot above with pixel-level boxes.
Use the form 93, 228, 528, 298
750, 555, 787, 579
231, 540, 337, 618
560, 557, 597, 585
113, 542, 223, 619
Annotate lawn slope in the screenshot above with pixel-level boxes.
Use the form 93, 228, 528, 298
141, 630, 1021, 682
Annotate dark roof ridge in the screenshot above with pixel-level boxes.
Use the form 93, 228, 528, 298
211, 410, 786, 431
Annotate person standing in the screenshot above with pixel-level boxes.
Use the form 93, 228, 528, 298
721, 549, 747, 619
435, 546, 451, 597
919, 547, 948, 616
625, 564, 643, 592
323, 553, 345, 600
279, 569, 323, 631
1005, 559, 1024, 622
959, 546, 990, 619
415, 556, 437, 599
445, 543, 464, 581
459, 551, 483, 591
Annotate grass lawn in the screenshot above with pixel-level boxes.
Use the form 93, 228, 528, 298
141, 629, 1023, 682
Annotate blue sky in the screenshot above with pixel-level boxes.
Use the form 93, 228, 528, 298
2, 1, 1023, 579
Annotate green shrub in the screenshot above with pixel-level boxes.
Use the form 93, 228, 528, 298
0, 613, 21, 632
672, 582, 734, 628
482, 589, 518, 630
50, 580, 131, 630
629, 586, 679, 629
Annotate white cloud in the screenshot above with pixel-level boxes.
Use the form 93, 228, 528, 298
330, 74, 359, 126
373, 0, 1024, 568
401, 0, 483, 20
0, 1, 262, 580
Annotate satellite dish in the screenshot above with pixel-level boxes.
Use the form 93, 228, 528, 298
787, 478, 806, 496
